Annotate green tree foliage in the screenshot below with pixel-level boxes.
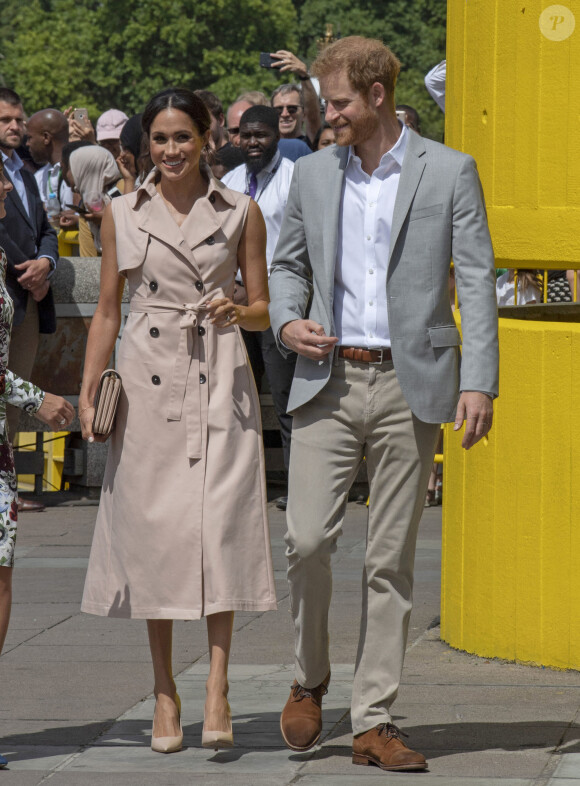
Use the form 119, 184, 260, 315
2, 0, 297, 119
0, 0, 446, 139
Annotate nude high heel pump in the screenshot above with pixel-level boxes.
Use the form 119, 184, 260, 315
202, 701, 234, 750
151, 693, 183, 753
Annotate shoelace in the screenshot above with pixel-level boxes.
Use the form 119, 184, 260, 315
376, 723, 408, 740
291, 682, 329, 704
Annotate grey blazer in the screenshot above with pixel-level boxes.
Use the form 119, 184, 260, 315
268, 132, 499, 423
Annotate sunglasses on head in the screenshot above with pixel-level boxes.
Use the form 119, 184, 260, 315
274, 105, 301, 115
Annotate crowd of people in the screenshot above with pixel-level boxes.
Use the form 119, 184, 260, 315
0, 34, 510, 774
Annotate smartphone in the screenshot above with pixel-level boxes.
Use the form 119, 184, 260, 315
395, 109, 407, 124
73, 108, 91, 127
260, 52, 277, 69
65, 202, 89, 215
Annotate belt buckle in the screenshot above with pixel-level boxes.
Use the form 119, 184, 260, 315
370, 348, 385, 365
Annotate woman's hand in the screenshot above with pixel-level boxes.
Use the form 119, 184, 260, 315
207, 297, 243, 328
78, 404, 108, 443
59, 209, 79, 229
84, 211, 104, 226
35, 393, 75, 431
116, 150, 137, 180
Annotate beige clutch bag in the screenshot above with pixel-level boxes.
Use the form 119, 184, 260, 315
92, 369, 122, 437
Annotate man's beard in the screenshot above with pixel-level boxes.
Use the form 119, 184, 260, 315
333, 104, 379, 147
244, 143, 277, 174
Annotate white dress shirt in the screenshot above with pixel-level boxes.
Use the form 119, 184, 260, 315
222, 149, 294, 273
2, 150, 30, 216
35, 162, 75, 211
334, 123, 409, 348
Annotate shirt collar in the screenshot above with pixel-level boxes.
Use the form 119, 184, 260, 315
347, 121, 409, 173
1, 149, 24, 173
134, 164, 236, 208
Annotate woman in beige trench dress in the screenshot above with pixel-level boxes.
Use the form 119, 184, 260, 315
78, 88, 276, 754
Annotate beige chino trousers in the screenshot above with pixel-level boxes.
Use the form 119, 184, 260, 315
286, 357, 440, 735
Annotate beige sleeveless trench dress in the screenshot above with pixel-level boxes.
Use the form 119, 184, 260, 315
81, 171, 277, 619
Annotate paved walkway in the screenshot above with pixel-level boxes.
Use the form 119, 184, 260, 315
1, 499, 580, 784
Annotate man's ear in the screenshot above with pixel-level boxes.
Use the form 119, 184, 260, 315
370, 82, 385, 108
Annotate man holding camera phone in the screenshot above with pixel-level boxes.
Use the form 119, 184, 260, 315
262, 50, 321, 148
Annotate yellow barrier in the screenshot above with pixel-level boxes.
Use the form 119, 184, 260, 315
443, 0, 580, 669
16, 431, 68, 493
57, 229, 79, 257
442, 316, 580, 669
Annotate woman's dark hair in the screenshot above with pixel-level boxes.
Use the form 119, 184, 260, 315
313, 122, 332, 150
142, 88, 211, 138
61, 140, 95, 179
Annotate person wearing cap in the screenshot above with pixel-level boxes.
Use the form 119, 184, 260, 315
96, 109, 128, 159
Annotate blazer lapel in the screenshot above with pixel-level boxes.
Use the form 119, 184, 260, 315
388, 132, 426, 262
5, 172, 35, 232
321, 146, 348, 324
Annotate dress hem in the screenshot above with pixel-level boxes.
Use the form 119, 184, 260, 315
80, 598, 278, 620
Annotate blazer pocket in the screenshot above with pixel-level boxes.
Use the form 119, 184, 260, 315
409, 203, 444, 221
428, 325, 462, 348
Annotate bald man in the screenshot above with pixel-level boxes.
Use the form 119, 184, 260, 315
26, 109, 75, 219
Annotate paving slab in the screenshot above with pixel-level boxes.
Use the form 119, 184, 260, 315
2, 501, 580, 786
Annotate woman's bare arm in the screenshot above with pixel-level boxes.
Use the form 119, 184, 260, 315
78, 203, 125, 440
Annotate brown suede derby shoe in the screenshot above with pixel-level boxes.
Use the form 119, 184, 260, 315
352, 723, 427, 771
280, 671, 330, 751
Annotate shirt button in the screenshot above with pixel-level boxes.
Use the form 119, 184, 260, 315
149, 280, 158, 292
209, 194, 216, 204
198, 326, 205, 336
369, 300, 374, 306
199, 374, 206, 384
366, 235, 371, 241
369, 269, 374, 275
149, 327, 159, 338
206, 236, 215, 245
195, 280, 203, 291
151, 375, 161, 385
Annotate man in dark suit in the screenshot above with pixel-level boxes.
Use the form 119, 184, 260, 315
0, 88, 59, 509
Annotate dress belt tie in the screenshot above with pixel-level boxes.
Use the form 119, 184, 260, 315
129, 291, 225, 460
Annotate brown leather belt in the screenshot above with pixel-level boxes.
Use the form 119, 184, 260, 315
338, 346, 392, 364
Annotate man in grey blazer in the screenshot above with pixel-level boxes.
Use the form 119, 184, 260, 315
269, 37, 498, 772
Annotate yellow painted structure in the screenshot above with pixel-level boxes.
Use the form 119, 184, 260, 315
16, 431, 68, 493
446, 0, 580, 269
442, 1, 580, 668
57, 229, 79, 257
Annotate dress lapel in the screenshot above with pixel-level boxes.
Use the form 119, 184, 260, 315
388, 132, 427, 262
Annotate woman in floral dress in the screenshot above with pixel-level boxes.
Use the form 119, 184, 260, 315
0, 163, 74, 649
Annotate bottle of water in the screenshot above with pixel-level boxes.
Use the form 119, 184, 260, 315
46, 191, 61, 230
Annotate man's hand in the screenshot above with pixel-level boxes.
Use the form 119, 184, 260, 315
15, 258, 51, 291
454, 391, 493, 450
281, 319, 338, 360
271, 50, 309, 79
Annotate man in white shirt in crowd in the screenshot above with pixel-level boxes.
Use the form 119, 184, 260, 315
26, 109, 77, 228
222, 106, 296, 508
